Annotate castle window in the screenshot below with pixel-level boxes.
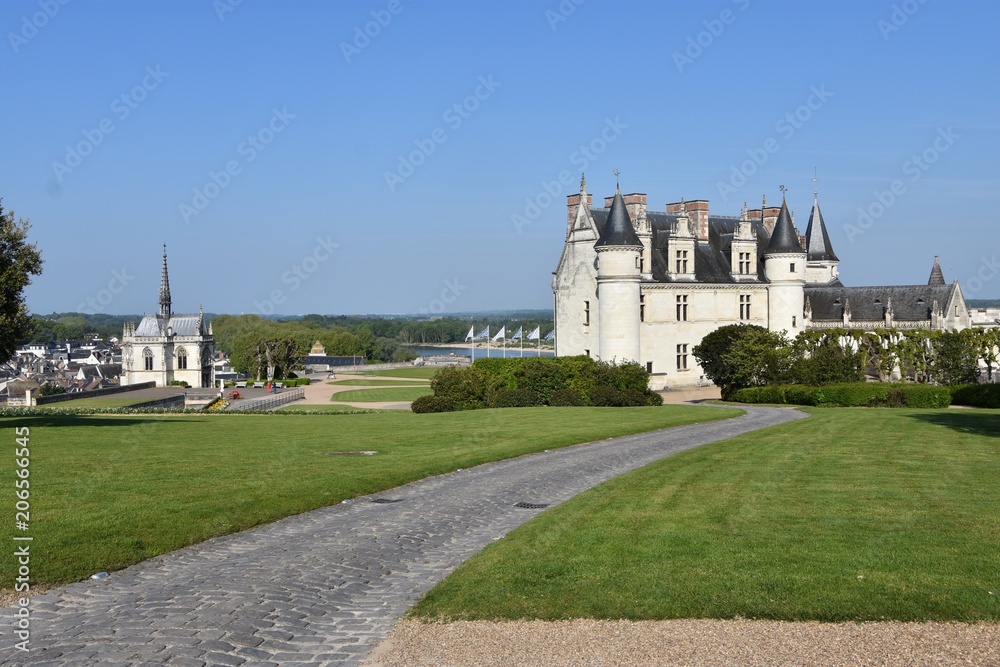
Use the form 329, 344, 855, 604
646, 361, 653, 373
739, 252, 751, 274
790, 262, 796, 273
740, 294, 752, 320
676, 250, 689, 274
792, 316, 797, 328
176, 347, 188, 370
676, 294, 689, 321
640, 294, 645, 322
143, 347, 154, 371
584, 300, 590, 326
636, 256, 642, 270
676, 344, 689, 371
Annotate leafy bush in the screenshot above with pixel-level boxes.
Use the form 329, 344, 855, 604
487, 388, 543, 408
729, 383, 951, 408
410, 395, 457, 413
950, 384, 1000, 408
412, 356, 659, 412
693, 324, 791, 397
549, 387, 586, 406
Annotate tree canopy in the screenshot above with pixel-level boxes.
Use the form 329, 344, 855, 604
0, 199, 43, 359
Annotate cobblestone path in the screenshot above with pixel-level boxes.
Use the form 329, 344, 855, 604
3, 407, 805, 667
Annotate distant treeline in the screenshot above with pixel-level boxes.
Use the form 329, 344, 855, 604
968, 299, 1000, 308
22, 312, 555, 365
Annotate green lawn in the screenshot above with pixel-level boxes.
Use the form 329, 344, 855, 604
330, 378, 431, 387
274, 404, 387, 414
1, 405, 738, 587
332, 387, 433, 402
412, 408, 1000, 622
357, 367, 440, 379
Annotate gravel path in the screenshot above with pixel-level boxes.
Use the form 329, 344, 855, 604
0, 406, 800, 666
365, 619, 1000, 667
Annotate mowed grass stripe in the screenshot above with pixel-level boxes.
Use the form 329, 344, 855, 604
357, 367, 440, 379
330, 379, 431, 387
331, 387, 433, 402
412, 408, 1000, 622
1, 406, 739, 587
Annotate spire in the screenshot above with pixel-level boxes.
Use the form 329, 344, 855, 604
764, 196, 804, 255
740, 201, 749, 221
804, 193, 839, 262
159, 244, 172, 318
594, 185, 642, 248
928, 256, 946, 285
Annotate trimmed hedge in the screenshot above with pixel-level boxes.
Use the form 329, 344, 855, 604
412, 356, 661, 413
950, 384, 1000, 408
728, 383, 952, 408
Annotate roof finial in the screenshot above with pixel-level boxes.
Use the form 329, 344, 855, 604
740, 201, 749, 221
159, 244, 171, 318
580, 172, 587, 195
779, 184, 788, 199
762, 193, 767, 208
813, 167, 819, 199
613, 168, 620, 192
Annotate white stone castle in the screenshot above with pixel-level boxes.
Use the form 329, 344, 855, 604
121, 247, 215, 388
552, 175, 988, 388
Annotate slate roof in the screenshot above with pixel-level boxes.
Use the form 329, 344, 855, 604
594, 188, 642, 248
591, 208, 769, 283
134, 314, 208, 337
804, 198, 839, 262
805, 284, 956, 322
764, 199, 804, 255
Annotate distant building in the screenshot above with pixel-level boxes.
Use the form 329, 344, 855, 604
553, 175, 975, 388
121, 247, 215, 387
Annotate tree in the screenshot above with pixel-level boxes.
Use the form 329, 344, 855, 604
930, 330, 979, 385
790, 334, 864, 385
692, 324, 790, 397
0, 199, 43, 359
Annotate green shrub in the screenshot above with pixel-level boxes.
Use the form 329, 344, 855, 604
488, 388, 543, 408
548, 387, 587, 406
950, 384, 1000, 408
729, 383, 952, 408
897, 384, 952, 408
590, 386, 628, 407
410, 395, 456, 413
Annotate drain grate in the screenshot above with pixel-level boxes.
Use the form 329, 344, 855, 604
514, 502, 549, 510
371, 498, 404, 504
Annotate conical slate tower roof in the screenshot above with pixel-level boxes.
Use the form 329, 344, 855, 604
594, 186, 642, 248
159, 244, 172, 317
804, 196, 839, 262
764, 198, 804, 255
928, 256, 946, 285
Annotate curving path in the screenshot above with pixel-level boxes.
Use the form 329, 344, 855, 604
3, 406, 805, 667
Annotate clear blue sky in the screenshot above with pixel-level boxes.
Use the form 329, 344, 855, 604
4, 0, 999, 316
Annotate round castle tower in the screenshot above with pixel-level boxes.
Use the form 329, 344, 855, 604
763, 196, 807, 336
595, 185, 642, 363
